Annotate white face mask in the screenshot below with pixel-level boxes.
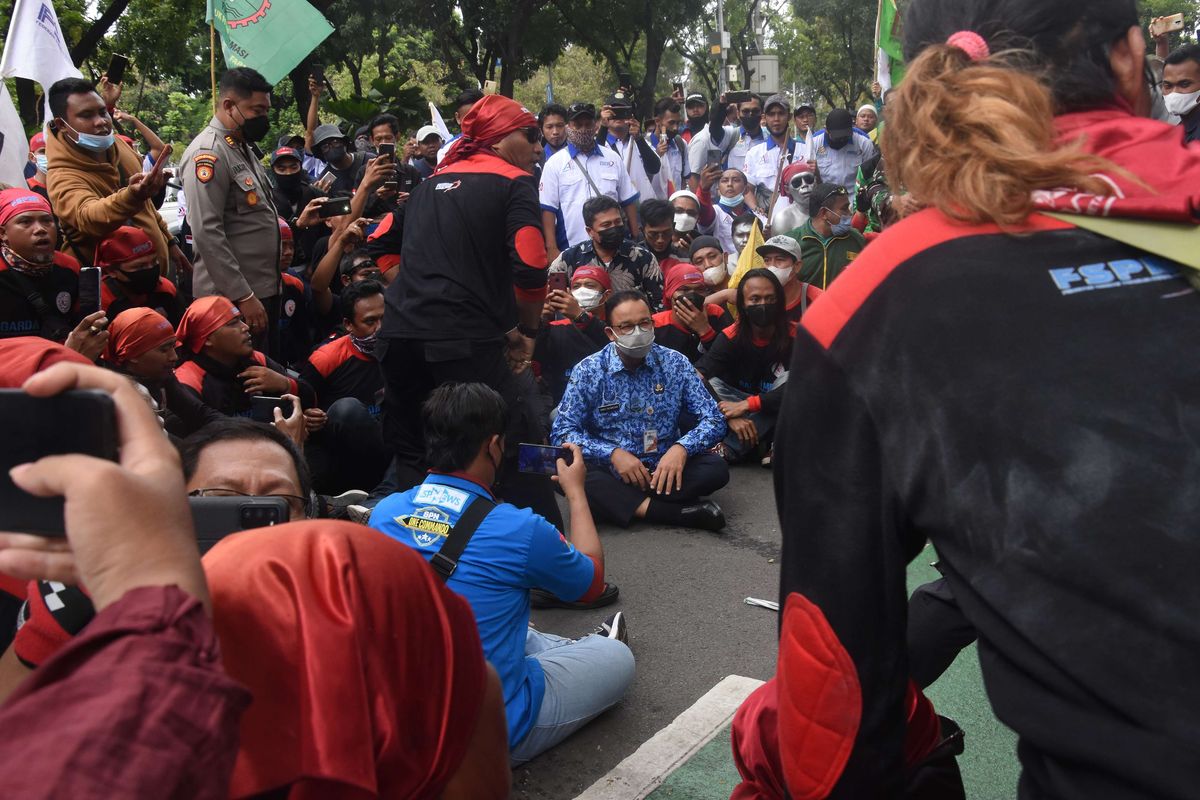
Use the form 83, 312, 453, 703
674, 212, 698, 233
767, 266, 793, 285
703, 264, 726, 285
571, 286, 604, 310
1164, 89, 1200, 118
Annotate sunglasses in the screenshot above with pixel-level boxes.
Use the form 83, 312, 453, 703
518, 127, 539, 144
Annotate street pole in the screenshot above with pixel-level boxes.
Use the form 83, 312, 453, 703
717, 0, 728, 95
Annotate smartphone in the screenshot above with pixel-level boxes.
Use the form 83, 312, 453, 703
190, 496, 291, 554
727, 89, 753, 105
0, 389, 118, 536
517, 443, 572, 475
310, 62, 326, 86
382, 180, 399, 192
706, 148, 724, 169
377, 142, 396, 159
483, 80, 499, 95
611, 105, 633, 120
248, 395, 294, 424
1151, 13, 1186, 37
318, 197, 353, 219
78, 266, 101, 315
673, 82, 684, 93
547, 271, 568, 293
106, 53, 130, 85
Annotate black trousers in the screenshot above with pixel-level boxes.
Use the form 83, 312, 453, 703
907, 577, 978, 689
305, 398, 392, 495
380, 337, 563, 529
584, 451, 729, 527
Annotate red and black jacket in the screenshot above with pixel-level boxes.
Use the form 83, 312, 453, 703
784, 282, 824, 325
364, 208, 403, 274
651, 304, 731, 364
775, 209, 1200, 799
380, 152, 548, 342
297, 334, 384, 413
697, 321, 795, 414
278, 271, 313, 369
175, 351, 314, 417
532, 313, 610, 403
101, 275, 183, 327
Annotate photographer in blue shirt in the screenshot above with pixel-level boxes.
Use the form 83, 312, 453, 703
551, 290, 729, 530
370, 382, 633, 764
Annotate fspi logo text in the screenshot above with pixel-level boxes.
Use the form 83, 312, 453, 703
1048, 255, 1181, 295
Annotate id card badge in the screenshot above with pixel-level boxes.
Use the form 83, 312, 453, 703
642, 428, 658, 455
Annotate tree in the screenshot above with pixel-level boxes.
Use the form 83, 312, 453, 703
777, 0, 875, 110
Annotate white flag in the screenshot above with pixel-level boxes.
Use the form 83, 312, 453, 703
0, 86, 30, 187
876, 49, 893, 94
0, 0, 83, 114
429, 101, 452, 143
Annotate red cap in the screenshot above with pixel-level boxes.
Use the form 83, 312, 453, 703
0, 338, 89, 387
28, 132, 45, 153
277, 217, 293, 241
663, 263, 704, 308
94, 225, 156, 270
570, 265, 612, 291
105, 307, 175, 365
0, 188, 52, 227
177, 296, 239, 353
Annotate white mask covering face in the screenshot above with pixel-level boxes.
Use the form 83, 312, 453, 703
767, 266, 793, 285
1164, 89, 1200, 118
674, 212, 698, 233
703, 264, 726, 285
571, 286, 604, 310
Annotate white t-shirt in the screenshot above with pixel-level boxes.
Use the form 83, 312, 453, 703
539, 144, 639, 248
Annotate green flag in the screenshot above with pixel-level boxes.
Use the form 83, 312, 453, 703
875, 0, 905, 88
206, 0, 334, 86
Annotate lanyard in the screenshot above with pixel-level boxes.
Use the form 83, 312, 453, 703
574, 154, 604, 198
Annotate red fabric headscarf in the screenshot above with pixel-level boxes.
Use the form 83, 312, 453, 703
94, 225, 157, 270
438, 94, 538, 172
176, 296, 238, 354
203, 522, 488, 799
0, 337, 89, 387
0, 188, 52, 227
571, 265, 612, 291
105, 308, 175, 365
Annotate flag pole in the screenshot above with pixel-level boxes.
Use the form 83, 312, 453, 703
210, 23, 217, 115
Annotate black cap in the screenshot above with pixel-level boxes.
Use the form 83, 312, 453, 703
793, 103, 815, 115
606, 91, 632, 109
685, 93, 707, 107
825, 108, 854, 137
567, 102, 597, 121
809, 182, 849, 217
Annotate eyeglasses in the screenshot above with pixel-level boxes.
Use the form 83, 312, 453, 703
610, 320, 653, 336
518, 127, 539, 144
188, 488, 307, 517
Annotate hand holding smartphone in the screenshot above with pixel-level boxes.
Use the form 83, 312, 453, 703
517, 443, 574, 475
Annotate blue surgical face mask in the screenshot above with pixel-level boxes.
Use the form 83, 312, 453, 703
825, 208, 854, 237
34, 155, 48, 173
62, 120, 114, 152
718, 194, 742, 208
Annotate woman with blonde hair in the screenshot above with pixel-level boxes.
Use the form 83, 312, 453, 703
737, 1, 1200, 798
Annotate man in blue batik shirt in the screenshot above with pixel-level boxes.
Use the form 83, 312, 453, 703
551, 289, 730, 530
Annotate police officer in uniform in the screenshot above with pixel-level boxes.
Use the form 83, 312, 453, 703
181, 68, 281, 355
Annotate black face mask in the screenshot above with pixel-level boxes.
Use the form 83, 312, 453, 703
239, 112, 270, 143
828, 134, 851, 150
740, 114, 761, 131
597, 226, 626, 250
687, 116, 707, 135
275, 171, 303, 192
322, 144, 347, 163
121, 266, 160, 294
680, 291, 706, 311
744, 302, 776, 328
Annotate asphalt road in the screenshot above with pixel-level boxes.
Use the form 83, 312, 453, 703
515, 463, 782, 799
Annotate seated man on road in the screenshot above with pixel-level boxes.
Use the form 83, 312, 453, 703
754, 235, 823, 324
297, 280, 390, 495
370, 382, 633, 764
653, 264, 732, 364
533, 265, 613, 405
174, 295, 314, 417
95, 225, 183, 326
551, 290, 729, 530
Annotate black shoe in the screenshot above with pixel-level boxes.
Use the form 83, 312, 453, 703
320, 490, 369, 520
592, 611, 629, 644
530, 583, 619, 610
679, 500, 725, 531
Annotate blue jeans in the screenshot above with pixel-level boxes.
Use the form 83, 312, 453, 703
709, 375, 786, 459
509, 628, 635, 764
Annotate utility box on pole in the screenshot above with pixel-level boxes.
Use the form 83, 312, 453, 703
747, 55, 779, 95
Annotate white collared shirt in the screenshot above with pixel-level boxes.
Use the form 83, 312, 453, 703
539, 144, 640, 248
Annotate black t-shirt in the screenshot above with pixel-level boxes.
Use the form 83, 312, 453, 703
381, 152, 548, 342
278, 272, 313, 368
652, 304, 732, 364
0, 252, 80, 342
320, 152, 368, 197
297, 334, 385, 412
696, 322, 794, 412
101, 275, 184, 327
533, 314, 610, 402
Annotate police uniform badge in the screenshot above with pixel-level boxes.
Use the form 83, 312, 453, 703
247, 191, 258, 206
194, 153, 217, 184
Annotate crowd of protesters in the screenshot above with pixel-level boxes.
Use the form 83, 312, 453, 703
1, 0, 1200, 796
